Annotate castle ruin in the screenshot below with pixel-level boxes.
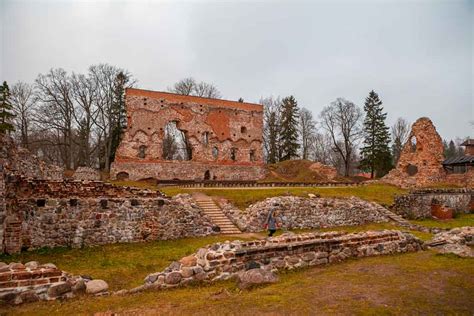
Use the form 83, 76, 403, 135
111, 88, 265, 181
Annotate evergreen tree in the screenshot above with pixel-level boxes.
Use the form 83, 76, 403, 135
238, 97, 244, 103
359, 90, 392, 178
278, 95, 299, 161
445, 140, 457, 159
109, 72, 128, 164
0, 81, 15, 134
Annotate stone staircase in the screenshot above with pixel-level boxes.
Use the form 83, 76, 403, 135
194, 197, 241, 234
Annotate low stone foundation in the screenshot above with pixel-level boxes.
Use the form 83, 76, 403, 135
220, 196, 390, 232
0, 262, 81, 305
138, 230, 424, 291
427, 226, 474, 257
392, 188, 473, 219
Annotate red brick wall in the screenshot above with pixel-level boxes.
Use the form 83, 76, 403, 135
111, 88, 265, 181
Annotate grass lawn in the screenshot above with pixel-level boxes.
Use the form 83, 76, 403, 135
1, 219, 472, 315
410, 213, 474, 229
2, 249, 472, 315
161, 183, 407, 209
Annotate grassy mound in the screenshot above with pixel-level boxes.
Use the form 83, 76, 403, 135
262, 160, 343, 183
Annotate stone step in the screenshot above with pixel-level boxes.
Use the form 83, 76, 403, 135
193, 196, 241, 234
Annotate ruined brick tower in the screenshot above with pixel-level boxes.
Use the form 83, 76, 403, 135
110, 88, 265, 181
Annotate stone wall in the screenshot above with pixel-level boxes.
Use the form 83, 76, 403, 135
381, 117, 473, 188
0, 261, 81, 305
392, 188, 474, 219
0, 135, 63, 181
139, 230, 424, 290
14, 177, 163, 199
382, 117, 445, 188
5, 193, 215, 253
112, 161, 265, 182
220, 196, 389, 232
111, 88, 265, 181
72, 167, 101, 181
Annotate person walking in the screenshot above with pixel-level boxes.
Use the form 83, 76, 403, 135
265, 204, 279, 237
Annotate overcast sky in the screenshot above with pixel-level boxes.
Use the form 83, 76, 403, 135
1, 0, 472, 140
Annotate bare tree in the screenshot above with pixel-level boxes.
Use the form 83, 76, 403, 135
261, 96, 282, 163
309, 132, 334, 165
169, 77, 195, 95
89, 64, 134, 171
193, 81, 222, 98
10, 82, 36, 148
320, 98, 363, 176
391, 117, 410, 164
299, 107, 316, 160
35, 68, 76, 169
70, 73, 98, 166
168, 77, 222, 99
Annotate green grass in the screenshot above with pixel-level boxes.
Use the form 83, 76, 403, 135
2, 250, 472, 315
410, 213, 474, 229
161, 184, 407, 209
0, 235, 245, 291
0, 219, 472, 315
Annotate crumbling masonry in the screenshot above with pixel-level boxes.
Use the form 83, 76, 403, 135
382, 117, 474, 188
111, 88, 265, 181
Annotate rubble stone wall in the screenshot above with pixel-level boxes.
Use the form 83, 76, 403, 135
382, 117, 445, 188
111, 88, 265, 181
141, 230, 424, 290
381, 117, 473, 188
14, 177, 163, 199
72, 167, 101, 181
0, 135, 63, 181
0, 262, 77, 305
220, 196, 389, 232
392, 188, 474, 219
8, 194, 214, 252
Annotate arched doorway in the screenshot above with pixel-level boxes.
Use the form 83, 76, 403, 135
204, 170, 211, 180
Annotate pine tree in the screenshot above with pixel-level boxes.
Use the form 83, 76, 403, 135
0, 81, 15, 134
109, 72, 128, 164
445, 140, 457, 159
279, 95, 299, 161
359, 90, 392, 178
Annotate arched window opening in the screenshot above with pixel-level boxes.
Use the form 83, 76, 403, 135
241, 126, 247, 134
162, 121, 192, 161
204, 170, 211, 180
138, 145, 147, 159
410, 136, 417, 152
230, 148, 237, 161
249, 149, 256, 162
202, 132, 209, 146
212, 146, 219, 159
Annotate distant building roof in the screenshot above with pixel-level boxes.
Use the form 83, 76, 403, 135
442, 156, 474, 166
461, 139, 474, 146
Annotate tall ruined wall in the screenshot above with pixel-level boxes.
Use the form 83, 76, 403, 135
220, 196, 389, 232
111, 88, 265, 181
382, 117, 445, 187
392, 188, 474, 219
